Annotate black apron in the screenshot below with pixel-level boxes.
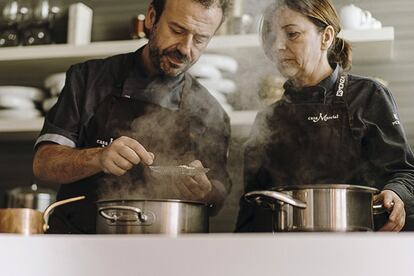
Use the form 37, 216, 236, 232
47, 57, 202, 234
238, 73, 369, 231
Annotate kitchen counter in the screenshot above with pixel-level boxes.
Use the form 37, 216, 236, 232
0, 233, 413, 276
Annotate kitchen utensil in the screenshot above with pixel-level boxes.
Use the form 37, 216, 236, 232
96, 199, 209, 234
149, 165, 210, 176
245, 184, 387, 232
6, 184, 56, 212
0, 196, 85, 234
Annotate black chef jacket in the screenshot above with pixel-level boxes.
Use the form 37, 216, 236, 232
35, 47, 231, 233
236, 64, 414, 232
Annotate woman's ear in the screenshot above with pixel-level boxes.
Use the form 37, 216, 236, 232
145, 4, 156, 30
321, 25, 335, 50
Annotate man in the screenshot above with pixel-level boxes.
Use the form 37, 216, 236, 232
33, 0, 231, 234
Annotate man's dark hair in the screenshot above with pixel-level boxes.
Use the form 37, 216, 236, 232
151, 0, 231, 24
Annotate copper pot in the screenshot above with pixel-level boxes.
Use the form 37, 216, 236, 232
0, 196, 85, 234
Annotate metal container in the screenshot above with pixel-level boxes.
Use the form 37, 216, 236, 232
96, 199, 210, 234
6, 184, 56, 212
245, 184, 385, 232
0, 196, 85, 235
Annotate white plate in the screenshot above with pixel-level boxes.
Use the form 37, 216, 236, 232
44, 73, 66, 96
198, 54, 238, 73
42, 97, 58, 112
0, 86, 46, 102
197, 78, 237, 94
189, 63, 222, 79
0, 108, 41, 119
0, 95, 36, 109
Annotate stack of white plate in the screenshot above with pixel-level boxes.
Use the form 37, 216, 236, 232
0, 86, 45, 119
189, 54, 238, 113
43, 72, 66, 113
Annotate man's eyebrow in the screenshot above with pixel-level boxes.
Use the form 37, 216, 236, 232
169, 22, 210, 38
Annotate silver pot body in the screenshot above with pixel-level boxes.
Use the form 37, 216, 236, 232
6, 185, 56, 212
96, 199, 209, 234
245, 184, 383, 232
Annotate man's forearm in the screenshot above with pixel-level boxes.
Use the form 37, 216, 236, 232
33, 143, 103, 185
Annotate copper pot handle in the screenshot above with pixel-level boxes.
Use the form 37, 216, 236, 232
42, 196, 86, 232
98, 205, 148, 223
245, 190, 307, 209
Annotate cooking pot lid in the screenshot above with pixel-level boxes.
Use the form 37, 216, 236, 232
273, 184, 379, 193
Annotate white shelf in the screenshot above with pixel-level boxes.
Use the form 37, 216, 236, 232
0, 34, 259, 87
0, 118, 44, 132
338, 27, 394, 62
0, 110, 258, 135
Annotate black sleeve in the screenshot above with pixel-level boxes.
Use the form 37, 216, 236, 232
235, 112, 273, 232
361, 83, 414, 217
35, 64, 88, 148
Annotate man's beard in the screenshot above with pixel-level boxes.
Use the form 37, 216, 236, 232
148, 27, 191, 77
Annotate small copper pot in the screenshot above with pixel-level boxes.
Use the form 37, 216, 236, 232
0, 196, 85, 235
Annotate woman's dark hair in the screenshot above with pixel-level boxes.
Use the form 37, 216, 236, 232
261, 0, 352, 71
151, 0, 231, 25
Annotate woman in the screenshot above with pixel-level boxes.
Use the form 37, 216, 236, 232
236, 0, 414, 232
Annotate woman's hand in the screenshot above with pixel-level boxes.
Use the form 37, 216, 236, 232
374, 190, 405, 232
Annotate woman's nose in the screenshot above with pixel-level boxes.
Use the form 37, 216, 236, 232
275, 35, 286, 50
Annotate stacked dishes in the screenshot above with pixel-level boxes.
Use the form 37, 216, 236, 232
0, 86, 45, 119
189, 54, 238, 113
43, 72, 66, 113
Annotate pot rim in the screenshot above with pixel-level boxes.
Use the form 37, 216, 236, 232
95, 198, 210, 206
273, 184, 380, 193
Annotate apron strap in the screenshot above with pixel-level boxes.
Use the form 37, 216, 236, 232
333, 72, 349, 104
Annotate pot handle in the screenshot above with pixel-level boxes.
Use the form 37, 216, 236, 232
373, 202, 394, 215
98, 205, 148, 223
245, 190, 307, 209
42, 196, 86, 232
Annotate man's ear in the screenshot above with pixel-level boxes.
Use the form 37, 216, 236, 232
145, 4, 156, 30
321, 25, 335, 50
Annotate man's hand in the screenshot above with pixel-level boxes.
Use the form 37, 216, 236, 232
172, 160, 212, 201
374, 190, 405, 232
99, 136, 154, 176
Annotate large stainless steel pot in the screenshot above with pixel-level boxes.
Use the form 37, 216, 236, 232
0, 196, 85, 234
96, 199, 209, 234
245, 184, 386, 232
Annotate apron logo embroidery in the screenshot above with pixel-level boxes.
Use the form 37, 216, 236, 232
308, 113, 339, 123
96, 138, 114, 148
336, 75, 346, 97
392, 113, 401, 126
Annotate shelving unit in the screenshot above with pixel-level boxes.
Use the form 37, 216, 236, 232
0, 29, 395, 135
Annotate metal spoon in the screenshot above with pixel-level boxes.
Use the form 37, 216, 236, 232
148, 165, 210, 176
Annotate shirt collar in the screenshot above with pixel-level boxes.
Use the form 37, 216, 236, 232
282, 64, 340, 104
122, 47, 185, 111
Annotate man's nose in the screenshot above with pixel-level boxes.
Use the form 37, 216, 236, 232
177, 34, 193, 57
